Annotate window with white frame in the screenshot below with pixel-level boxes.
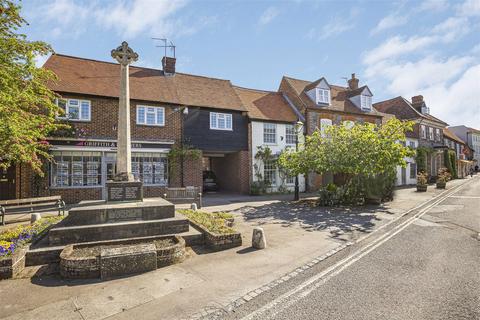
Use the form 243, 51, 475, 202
409, 141, 416, 149
435, 128, 441, 142
50, 151, 101, 187
429, 127, 434, 141
210, 112, 233, 130
263, 160, 277, 186
320, 118, 333, 136
56, 99, 91, 121
263, 123, 277, 144
360, 95, 372, 110
316, 88, 330, 105
136, 106, 165, 126
421, 125, 427, 139
285, 124, 296, 144
131, 153, 168, 186
285, 175, 295, 185
410, 163, 417, 179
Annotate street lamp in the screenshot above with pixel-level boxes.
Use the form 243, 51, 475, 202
294, 120, 304, 201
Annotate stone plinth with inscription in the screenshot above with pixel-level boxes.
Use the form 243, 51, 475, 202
106, 181, 143, 202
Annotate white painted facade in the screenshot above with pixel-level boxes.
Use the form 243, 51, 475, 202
395, 138, 418, 186
251, 121, 306, 193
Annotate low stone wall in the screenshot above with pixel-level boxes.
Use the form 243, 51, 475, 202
59, 235, 186, 280
189, 221, 242, 251
60, 245, 100, 279
0, 247, 27, 280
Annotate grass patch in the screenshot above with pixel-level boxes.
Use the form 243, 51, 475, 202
177, 210, 235, 235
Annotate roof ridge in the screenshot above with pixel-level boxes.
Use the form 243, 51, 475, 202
233, 85, 278, 94
50, 53, 233, 83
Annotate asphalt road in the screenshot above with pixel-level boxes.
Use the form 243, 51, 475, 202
224, 176, 480, 320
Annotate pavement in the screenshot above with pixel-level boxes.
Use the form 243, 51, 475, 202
0, 177, 476, 320
217, 175, 480, 320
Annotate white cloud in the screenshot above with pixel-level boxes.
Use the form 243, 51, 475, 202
309, 8, 360, 40
418, 0, 450, 12
258, 6, 280, 26
363, 35, 437, 65
96, 0, 188, 38
457, 0, 480, 17
34, 54, 51, 67
363, 0, 480, 128
371, 12, 409, 35
40, 0, 92, 38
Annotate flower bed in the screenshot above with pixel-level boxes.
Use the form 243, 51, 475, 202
178, 210, 241, 251
0, 216, 64, 258
0, 217, 64, 280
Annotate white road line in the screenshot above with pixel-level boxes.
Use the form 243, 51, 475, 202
448, 196, 480, 199
239, 179, 474, 320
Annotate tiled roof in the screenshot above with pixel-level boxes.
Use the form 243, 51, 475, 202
44, 54, 246, 112
443, 128, 465, 144
374, 96, 448, 126
281, 76, 384, 117
233, 86, 297, 123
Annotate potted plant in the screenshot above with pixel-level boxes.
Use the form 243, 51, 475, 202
436, 167, 451, 189
416, 172, 428, 192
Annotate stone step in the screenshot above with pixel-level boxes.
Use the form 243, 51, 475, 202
27, 228, 203, 266
63, 198, 175, 226
49, 216, 189, 246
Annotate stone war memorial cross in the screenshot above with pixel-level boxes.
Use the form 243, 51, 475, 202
106, 41, 143, 202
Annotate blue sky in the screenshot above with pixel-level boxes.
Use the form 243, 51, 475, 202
21, 0, 480, 128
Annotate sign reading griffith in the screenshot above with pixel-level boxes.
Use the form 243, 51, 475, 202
48, 139, 172, 149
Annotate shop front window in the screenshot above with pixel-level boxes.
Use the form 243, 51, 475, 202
51, 151, 101, 187
132, 153, 168, 186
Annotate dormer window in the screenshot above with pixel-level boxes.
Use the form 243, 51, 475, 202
360, 95, 372, 111
421, 105, 430, 114
316, 88, 330, 105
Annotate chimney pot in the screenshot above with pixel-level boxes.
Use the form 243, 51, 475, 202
348, 73, 359, 90
411, 95, 424, 104
162, 56, 176, 75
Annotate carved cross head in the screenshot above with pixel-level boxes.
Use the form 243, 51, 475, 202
111, 41, 139, 66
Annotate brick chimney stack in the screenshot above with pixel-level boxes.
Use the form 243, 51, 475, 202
411, 95, 429, 114
411, 95, 424, 105
162, 56, 176, 75
348, 73, 359, 90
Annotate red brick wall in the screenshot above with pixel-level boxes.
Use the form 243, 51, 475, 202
211, 150, 250, 194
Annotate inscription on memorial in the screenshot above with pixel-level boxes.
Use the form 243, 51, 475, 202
107, 208, 142, 222
106, 181, 143, 202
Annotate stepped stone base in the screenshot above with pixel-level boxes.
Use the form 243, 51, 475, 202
64, 198, 174, 226
49, 217, 189, 245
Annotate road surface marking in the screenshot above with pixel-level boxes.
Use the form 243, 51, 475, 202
239, 179, 474, 320
448, 196, 480, 199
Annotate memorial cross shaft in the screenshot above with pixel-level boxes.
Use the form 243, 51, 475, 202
111, 41, 139, 181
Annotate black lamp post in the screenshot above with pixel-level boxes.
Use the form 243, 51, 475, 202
294, 120, 303, 201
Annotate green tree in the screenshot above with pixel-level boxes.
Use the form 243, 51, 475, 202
0, 0, 63, 174
278, 118, 415, 179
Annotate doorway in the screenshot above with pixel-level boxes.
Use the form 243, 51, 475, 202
0, 166, 16, 200
401, 167, 407, 185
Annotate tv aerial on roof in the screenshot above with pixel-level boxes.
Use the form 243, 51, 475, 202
152, 38, 176, 58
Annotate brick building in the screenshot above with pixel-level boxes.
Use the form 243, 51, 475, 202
3, 53, 249, 203
277, 73, 385, 190
374, 95, 448, 178
234, 86, 306, 193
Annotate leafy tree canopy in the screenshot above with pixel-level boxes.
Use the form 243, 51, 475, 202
0, 0, 63, 174
278, 118, 415, 178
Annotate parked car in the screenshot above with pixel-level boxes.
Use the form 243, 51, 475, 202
203, 170, 218, 192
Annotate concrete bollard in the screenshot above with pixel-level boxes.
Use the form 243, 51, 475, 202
190, 203, 198, 211
252, 227, 267, 249
31, 212, 42, 224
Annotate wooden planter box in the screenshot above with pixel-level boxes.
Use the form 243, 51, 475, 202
416, 184, 428, 192
189, 220, 242, 251
0, 247, 27, 280
436, 182, 446, 189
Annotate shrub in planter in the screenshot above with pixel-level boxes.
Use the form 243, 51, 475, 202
436, 167, 451, 189
417, 172, 428, 192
